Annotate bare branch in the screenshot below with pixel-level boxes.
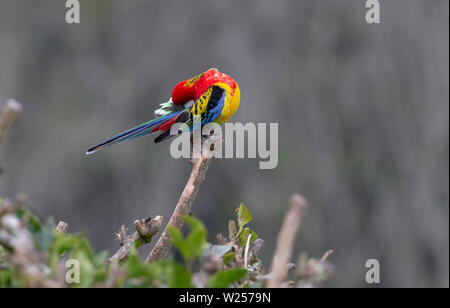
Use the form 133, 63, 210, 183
267, 194, 307, 288
0, 99, 23, 143
248, 238, 265, 262
256, 263, 296, 282
321, 249, 334, 262
108, 216, 162, 263
145, 138, 217, 263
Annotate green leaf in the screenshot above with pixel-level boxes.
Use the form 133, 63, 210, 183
77, 236, 94, 260
164, 262, 191, 288
184, 215, 205, 231
183, 216, 207, 260
124, 246, 159, 287
34, 217, 55, 252
222, 252, 236, 265
168, 215, 207, 261
16, 208, 55, 252
48, 232, 94, 270
93, 250, 109, 268
0, 269, 13, 287
208, 268, 247, 288
71, 249, 95, 288
236, 204, 252, 236
167, 226, 189, 260
49, 233, 79, 269
239, 227, 258, 248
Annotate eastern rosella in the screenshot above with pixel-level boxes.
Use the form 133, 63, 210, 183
86, 68, 240, 154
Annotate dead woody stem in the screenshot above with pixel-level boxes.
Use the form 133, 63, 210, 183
267, 194, 307, 288
145, 138, 217, 263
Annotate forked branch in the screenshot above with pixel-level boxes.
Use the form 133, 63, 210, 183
109, 216, 163, 263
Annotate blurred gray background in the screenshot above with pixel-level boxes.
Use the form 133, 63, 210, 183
0, 0, 448, 287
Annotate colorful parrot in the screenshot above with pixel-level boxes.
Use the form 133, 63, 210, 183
86, 68, 240, 155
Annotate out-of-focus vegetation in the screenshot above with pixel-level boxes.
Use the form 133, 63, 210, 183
0, 198, 332, 288
0, 0, 448, 287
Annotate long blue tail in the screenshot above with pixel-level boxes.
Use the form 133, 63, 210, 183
86, 111, 182, 155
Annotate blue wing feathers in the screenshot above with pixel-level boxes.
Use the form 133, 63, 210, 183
86, 111, 182, 154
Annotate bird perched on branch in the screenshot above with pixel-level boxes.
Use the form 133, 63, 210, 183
86, 68, 240, 155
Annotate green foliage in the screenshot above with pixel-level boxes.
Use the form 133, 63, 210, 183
49, 232, 94, 270
0, 204, 333, 288
240, 227, 258, 247
222, 252, 236, 265
168, 215, 207, 261
119, 246, 191, 288
208, 268, 247, 288
236, 203, 252, 237
0, 268, 12, 287
161, 261, 191, 288
234, 203, 259, 248
123, 246, 158, 286
16, 208, 55, 252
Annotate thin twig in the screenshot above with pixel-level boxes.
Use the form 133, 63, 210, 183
108, 216, 163, 263
0, 99, 23, 143
321, 249, 334, 262
256, 263, 296, 282
145, 137, 217, 263
267, 194, 307, 288
244, 233, 252, 268
247, 238, 264, 267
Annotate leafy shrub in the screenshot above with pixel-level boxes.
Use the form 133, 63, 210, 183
0, 199, 332, 288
